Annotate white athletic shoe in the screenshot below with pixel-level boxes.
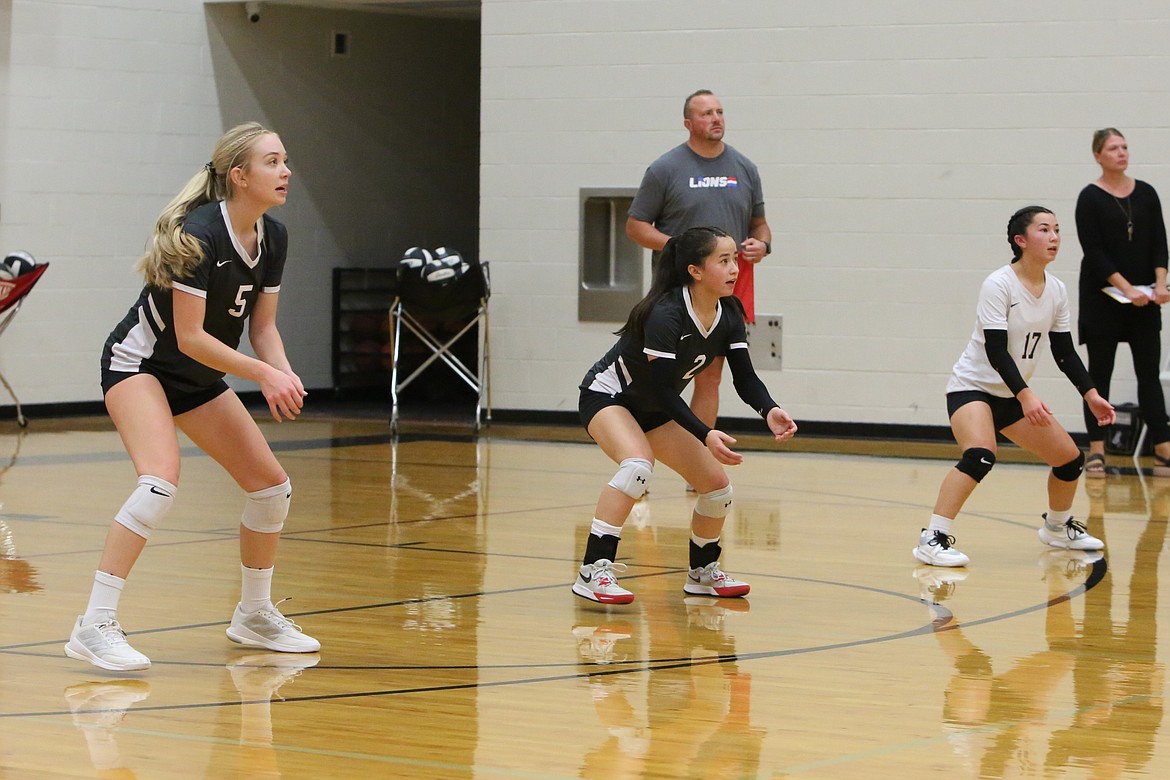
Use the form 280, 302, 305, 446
63, 616, 151, 672
572, 559, 635, 604
912, 529, 971, 567
1038, 514, 1104, 551
226, 599, 321, 653
684, 561, 750, 597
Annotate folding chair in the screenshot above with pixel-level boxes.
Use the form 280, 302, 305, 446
0, 263, 49, 427
388, 259, 490, 435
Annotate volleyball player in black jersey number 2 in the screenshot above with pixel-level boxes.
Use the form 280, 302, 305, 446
575, 226, 798, 604
63, 123, 319, 671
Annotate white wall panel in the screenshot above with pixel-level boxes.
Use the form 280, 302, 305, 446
480, 0, 1170, 430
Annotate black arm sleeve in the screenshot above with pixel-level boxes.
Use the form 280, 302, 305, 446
1049, 331, 1096, 397
983, 329, 1028, 396
726, 349, 780, 418
646, 357, 712, 442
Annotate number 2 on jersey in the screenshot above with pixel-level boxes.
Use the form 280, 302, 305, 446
682, 355, 707, 381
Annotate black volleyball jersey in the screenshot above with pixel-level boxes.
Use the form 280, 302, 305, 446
104, 201, 288, 392
581, 287, 748, 411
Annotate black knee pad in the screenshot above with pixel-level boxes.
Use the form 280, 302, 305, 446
1052, 451, 1085, 482
956, 447, 995, 482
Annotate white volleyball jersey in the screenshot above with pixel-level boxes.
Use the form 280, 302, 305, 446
946, 264, 1071, 397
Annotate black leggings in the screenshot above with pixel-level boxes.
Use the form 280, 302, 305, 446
1082, 332, 1170, 446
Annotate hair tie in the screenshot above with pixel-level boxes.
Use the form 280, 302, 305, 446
205, 161, 216, 176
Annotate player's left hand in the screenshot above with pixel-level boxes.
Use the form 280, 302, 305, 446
259, 365, 306, 422
766, 407, 798, 442
1086, 389, 1116, 427
1156, 282, 1170, 305
706, 429, 743, 465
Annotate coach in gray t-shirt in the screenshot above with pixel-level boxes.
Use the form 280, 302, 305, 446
627, 90, 772, 433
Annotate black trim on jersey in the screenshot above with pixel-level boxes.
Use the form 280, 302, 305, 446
983, 329, 1028, 396
1049, 330, 1096, 397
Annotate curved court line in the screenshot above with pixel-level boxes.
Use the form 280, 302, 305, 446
0, 557, 1107, 721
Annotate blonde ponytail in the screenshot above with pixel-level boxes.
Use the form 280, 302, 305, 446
136, 121, 273, 287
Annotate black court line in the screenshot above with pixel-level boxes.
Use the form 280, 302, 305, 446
0, 558, 1107, 720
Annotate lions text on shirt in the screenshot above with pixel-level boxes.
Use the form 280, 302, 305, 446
947, 264, 1072, 398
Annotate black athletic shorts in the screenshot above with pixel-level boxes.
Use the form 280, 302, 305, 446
579, 388, 672, 436
102, 367, 231, 416
946, 390, 1025, 431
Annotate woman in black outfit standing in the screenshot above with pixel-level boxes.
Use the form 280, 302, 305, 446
1078, 128, 1170, 476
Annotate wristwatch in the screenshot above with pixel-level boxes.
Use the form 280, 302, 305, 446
763, 240, 772, 255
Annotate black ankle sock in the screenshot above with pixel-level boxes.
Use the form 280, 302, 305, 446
583, 533, 620, 566
689, 539, 722, 569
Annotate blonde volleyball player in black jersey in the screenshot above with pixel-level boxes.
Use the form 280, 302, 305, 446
574, 226, 797, 604
64, 123, 318, 672
914, 206, 1116, 569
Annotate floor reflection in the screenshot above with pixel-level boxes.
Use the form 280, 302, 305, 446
224, 653, 321, 779
64, 679, 151, 777
926, 478, 1169, 778
573, 495, 765, 779
1045, 479, 1168, 776
929, 549, 1093, 776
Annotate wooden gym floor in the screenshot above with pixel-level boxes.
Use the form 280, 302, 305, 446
1, 408, 1168, 778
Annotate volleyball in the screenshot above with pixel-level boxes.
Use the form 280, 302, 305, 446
401, 246, 432, 271
0, 251, 37, 280
422, 247, 466, 286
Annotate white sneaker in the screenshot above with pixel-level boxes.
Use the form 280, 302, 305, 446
913, 566, 968, 603
684, 561, 750, 597
63, 616, 151, 672
226, 599, 321, 653
572, 559, 635, 604
1038, 514, 1104, 551
912, 529, 970, 567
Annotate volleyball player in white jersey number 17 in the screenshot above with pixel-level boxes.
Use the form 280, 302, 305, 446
574, 226, 797, 604
63, 123, 319, 672
914, 206, 1116, 569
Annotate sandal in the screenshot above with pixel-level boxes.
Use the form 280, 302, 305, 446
1084, 452, 1106, 479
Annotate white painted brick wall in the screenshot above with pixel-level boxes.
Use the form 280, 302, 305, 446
5, 0, 1170, 433
481, 0, 1170, 430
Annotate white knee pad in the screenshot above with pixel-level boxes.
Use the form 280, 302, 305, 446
241, 478, 291, 534
114, 475, 177, 540
608, 458, 653, 500
694, 484, 733, 519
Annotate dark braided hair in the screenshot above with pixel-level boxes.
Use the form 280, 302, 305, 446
1006, 205, 1054, 262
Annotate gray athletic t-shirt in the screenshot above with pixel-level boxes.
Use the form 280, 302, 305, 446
628, 142, 765, 242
